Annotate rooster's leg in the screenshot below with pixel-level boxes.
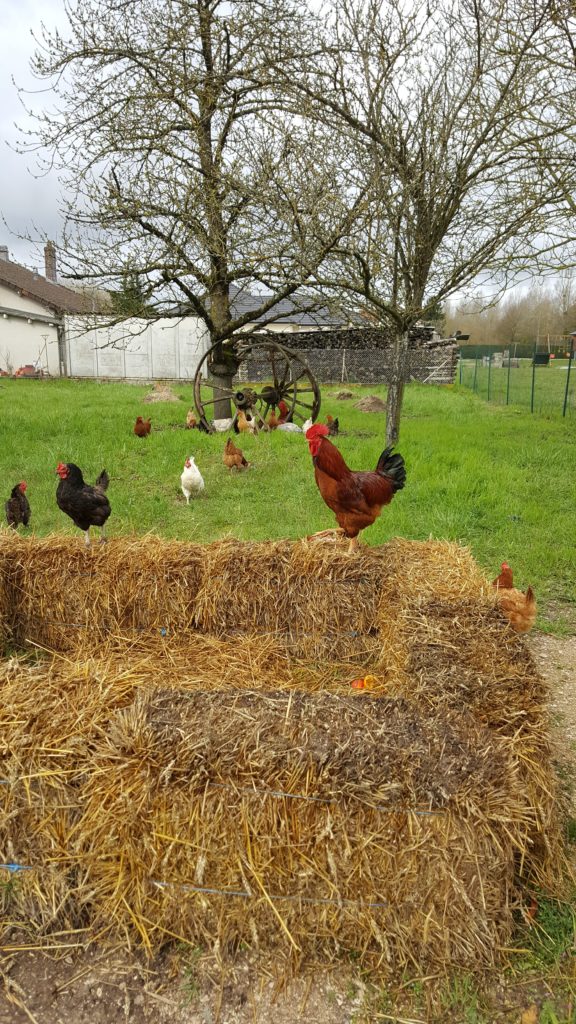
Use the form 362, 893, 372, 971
100, 523, 107, 545
347, 536, 359, 554
84, 529, 91, 547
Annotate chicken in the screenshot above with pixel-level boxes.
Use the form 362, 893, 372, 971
326, 414, 339, 436
5, 481, 30, 529
134, 416, 152, 437
212, 417, 235, 433
237, 410, 256, 434
492, 562, 537, 632
496, 585, 537, 633
492, 561, 514, 589
278, 400, 291, 424
302, 417, 313, 434
305, 423, 406, 553
268, 411, 280, 430
223, 438, 249, 471
186, 409, 197, 429
181, 456, 205, 503
56, 463, 111, 546
276, 422, 302, 433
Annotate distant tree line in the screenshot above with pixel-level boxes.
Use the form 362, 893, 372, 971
446, 270, 576, 351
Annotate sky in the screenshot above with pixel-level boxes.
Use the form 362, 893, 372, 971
0, 0, 68, 269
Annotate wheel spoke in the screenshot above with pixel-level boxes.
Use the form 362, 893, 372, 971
200, 396, 232, 408
293, 398, 314, 411
206, 382, 237, 395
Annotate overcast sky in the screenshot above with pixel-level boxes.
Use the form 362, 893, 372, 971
0, 0, 68, 270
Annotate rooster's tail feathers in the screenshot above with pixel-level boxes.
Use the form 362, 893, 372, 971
95, 470, 109, 492
375, 448, 406, 492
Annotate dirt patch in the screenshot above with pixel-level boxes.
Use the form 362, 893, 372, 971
353, 395, 386, 412
0, 946, 365, 1024
142, 383, 182, 403
528, 632, 576, 813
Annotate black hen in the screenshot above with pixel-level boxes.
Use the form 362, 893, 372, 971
5, 482, 31, 529
56, 463, 111, 545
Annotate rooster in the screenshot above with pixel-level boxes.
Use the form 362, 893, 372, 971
5, 481, 30, 529
223, 438, 249, 471
492, 562, 537, 633
305, 424, 406, 553
181, 456, 204, 503
134, 416, 151, 437
326, 414, 339, 436
186, 409, 197, 429
56, 463, 111, 546
278, 400, 291, 424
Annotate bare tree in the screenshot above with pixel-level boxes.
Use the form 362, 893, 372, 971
553, 269, 576, 336
19, 0, 364, 409
291, 0, 576, 443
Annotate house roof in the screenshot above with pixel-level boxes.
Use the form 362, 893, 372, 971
0, 256, 95, 315
229, 286, 345, 327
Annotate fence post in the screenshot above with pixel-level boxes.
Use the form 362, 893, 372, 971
473, 351, 478, 392
459, 354, 463, 384
506, 349, 511, 405
530, 343, 537, 413
562, 337, 574, 417
487, 352, 492, 402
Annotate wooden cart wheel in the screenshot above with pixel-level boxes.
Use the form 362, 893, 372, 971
193, 339, 321, 431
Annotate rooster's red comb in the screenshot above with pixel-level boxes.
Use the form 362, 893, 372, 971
305, 423, 329, 440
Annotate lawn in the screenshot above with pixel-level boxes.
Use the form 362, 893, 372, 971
459, 355, 576, 416
1, 376, 575, 630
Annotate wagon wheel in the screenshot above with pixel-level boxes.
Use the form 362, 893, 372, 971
193, 339, 321, 431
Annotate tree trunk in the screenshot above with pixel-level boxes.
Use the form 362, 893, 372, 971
207, 329, 237, 420
385, 330, 410, 447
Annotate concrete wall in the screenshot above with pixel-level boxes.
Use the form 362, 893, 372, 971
64, 316, 210, 380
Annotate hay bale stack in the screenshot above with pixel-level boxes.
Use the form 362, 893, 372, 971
0, 534, 567, 975
0, 675, 541, 970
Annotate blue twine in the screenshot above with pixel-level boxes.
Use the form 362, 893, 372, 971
153, 880, 388, 909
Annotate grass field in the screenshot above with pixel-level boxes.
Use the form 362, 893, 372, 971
460, 356, 576, 416
1, 376, 575, 630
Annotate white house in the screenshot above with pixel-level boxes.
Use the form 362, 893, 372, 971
0, 243, 94, 376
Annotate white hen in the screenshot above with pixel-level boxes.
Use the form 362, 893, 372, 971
181, 456, 205, 503
276, 422, 302, 433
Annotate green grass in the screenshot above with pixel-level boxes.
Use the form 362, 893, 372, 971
1, 377, 575, 628
460, 357, 576, 416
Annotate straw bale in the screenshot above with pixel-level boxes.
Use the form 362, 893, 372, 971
0, 671, 530, 969
0, 533, 568, 976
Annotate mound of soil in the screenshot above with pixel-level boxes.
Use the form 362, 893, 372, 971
143, 383, 182, 403
354, 395, 386, 412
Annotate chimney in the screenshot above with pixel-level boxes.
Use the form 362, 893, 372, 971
44, 240, 57, 282
0, 245, 9, 261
